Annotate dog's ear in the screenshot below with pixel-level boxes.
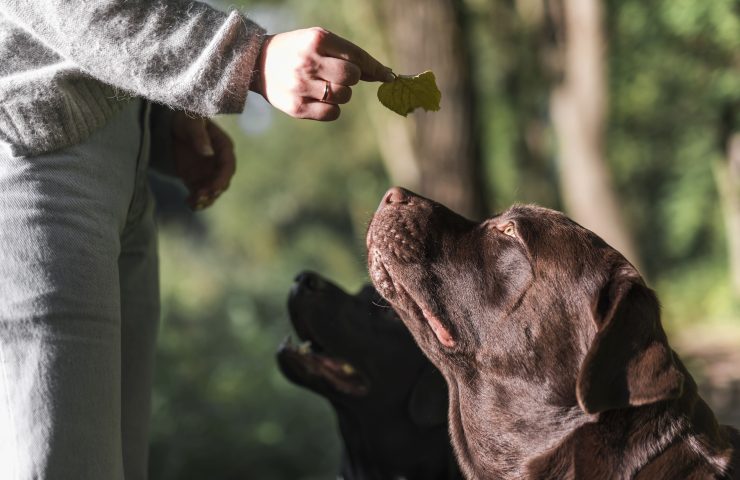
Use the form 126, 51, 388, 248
408, 366, 448, 427
576, 268, 684, 414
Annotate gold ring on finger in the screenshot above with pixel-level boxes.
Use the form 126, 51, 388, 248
321, 81, 330, 102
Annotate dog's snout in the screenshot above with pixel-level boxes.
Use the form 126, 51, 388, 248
294, 271, 325, 291
378, 187, 412, 211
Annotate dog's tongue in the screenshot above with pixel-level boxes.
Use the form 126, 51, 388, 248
422, 307, 455, 348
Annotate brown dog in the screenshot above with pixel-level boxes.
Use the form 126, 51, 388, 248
366, 187, 739, 480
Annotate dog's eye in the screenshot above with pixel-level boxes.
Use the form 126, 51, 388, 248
503, 224, 516, 237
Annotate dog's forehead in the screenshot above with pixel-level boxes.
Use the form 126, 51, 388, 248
494, 204, 583, 239
493, 204, 613, 269
498, 204, 570, 223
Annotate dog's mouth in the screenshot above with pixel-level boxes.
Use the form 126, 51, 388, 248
277, 334, 370, 397
369, 248, 456, 349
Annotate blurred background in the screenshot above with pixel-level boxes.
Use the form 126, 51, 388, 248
148, 0, 740, 478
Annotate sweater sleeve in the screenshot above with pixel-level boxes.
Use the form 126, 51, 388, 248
0, 0, 266, 116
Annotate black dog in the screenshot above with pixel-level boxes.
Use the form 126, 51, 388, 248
277, 271, 461, 480
367, 187, 739, 480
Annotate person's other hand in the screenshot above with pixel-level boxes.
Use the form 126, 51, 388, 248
171, 112, 236, 210
251, 27, 394, 121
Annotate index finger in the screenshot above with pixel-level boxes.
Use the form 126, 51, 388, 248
318, 31, 394, 83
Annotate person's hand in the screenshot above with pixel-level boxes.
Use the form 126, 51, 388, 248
171, 112, 236, 210
251, 27, 394, 121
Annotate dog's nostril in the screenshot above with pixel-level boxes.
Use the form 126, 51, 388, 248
383, 187, 409, 207
385, 187, 408, 204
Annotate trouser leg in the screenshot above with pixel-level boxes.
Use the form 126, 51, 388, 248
0, 100, 148, 480
120, 160, 160, 480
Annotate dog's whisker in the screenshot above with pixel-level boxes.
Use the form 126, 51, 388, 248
370, 300, 391, 309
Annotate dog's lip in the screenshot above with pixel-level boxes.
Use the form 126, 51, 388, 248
284, 292, 371, 395
370, 251, 457, 349
278, 335, 370, 396
395, 281, 457, 349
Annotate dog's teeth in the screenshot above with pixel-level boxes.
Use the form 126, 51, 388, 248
341, 363, 356, 375
298, 341, 312, 354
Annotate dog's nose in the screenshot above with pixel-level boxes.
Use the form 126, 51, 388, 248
294, 271, 325, 291
378, 187, 411, 211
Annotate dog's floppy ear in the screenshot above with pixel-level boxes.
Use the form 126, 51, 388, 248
576, 268, 684, 414
408, 366, 448, 427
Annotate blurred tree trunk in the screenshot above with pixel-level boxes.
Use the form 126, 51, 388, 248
547, 0, 640, 266
377, 0, 488, 220
485, 0, 560, 208
714, 105, 740, 299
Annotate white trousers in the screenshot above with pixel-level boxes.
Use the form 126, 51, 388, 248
0, 99, 159, 480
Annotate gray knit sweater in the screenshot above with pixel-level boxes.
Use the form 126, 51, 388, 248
0, 0, 266, 157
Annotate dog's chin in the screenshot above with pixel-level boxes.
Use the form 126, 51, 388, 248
368, 249, 456, 349
277, 336, 370, 397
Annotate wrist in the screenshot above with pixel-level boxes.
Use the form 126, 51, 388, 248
249, 34, 274, 96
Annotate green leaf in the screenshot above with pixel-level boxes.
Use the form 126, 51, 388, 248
377, 70, 442, 116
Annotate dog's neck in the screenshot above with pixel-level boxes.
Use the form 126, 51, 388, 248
446, 376, 588, 479
334, 403, 394, 480
332, 401, 456, 480
445, 368, 731, 480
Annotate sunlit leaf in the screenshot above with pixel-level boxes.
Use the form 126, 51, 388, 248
377, 70, 441, 116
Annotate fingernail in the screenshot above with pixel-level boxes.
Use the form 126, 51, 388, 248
383, 69, 396, 82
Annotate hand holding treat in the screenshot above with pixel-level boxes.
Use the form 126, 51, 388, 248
252, 27, 395, 121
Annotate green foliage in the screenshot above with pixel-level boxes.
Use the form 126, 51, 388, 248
604, 0, 740, 327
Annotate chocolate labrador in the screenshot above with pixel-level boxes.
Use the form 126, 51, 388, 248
366, 187, 739, 480
277, 271, 461, 480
